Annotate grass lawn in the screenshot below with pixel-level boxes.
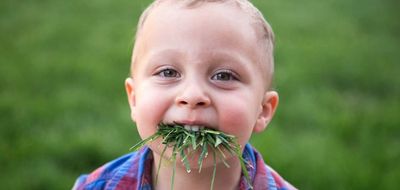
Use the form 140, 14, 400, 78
1, 0, 399, 189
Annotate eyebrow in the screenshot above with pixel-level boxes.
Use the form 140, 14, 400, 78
143, 47, 254, 73
207, 50, 251, 64
145, 48, 184, 62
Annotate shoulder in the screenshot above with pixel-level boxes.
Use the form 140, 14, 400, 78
245, 144, 297, 190
265, 165, 297, 190
72, 147, 151, 190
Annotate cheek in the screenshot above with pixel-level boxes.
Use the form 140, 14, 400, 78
134, 86, 170, 138
217, 97, 259, 145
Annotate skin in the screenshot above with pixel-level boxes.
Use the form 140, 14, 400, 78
125, 2, 278, 190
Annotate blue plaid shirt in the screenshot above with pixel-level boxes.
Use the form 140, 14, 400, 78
73, 144, 296, 190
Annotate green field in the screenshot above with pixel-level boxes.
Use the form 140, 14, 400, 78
1, 0, 399, 189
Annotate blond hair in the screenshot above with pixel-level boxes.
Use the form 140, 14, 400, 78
131, 0, 275, 88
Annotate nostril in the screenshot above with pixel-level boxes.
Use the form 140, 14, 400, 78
179, 100, 188, 105
176, 99, 209, 108
196, 102, 206, 106
175, 95, 210, 108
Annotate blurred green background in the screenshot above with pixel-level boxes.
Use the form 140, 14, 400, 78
1, 0, 399, 189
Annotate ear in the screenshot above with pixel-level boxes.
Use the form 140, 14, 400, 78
253, 91, 279, 133
125, 78, 136, 121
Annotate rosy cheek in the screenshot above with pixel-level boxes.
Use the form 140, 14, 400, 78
135, 95, 164, 136
220, 105, 253, 143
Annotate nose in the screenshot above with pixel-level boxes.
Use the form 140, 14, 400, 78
175, 84, 211, 109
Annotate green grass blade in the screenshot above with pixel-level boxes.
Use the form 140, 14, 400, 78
198, 142, 208, 173
129, 133, 160, 151
191, 134, 197, 150
180, 148, 191, 173
215, 136, 223, 147
155, 144, 168, 185
210, 147, 217, 190
171, 146, 178, 190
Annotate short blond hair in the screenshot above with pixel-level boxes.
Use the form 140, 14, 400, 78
131, 0, 275, 88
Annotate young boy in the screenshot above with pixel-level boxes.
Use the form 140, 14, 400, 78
73, 0, 296, 189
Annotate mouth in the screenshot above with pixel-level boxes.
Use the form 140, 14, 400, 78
183, 125, 203, 132
163, 122, 210, 132
130, 122, 252, 189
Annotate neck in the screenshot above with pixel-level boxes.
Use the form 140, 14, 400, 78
152, 152, 242, 190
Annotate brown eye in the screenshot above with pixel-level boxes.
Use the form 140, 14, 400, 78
211, 70, 238, 81
157, 68, 180, 78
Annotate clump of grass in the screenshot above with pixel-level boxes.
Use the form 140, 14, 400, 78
130, 123, 252, 190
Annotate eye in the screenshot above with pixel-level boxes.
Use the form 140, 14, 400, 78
156, 68, 181, 78
211, 70, 238, 81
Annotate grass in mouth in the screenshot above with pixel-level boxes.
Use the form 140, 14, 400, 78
130, 123, 253, 190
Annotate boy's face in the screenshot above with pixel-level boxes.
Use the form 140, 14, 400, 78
126, 2, 278, 159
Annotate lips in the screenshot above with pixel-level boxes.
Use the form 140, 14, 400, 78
183, 125, 204, 131
164, 121, 213, 132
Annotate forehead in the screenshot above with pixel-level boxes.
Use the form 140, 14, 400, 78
138, 3, 261, 59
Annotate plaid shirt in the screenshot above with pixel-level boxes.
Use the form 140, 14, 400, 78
73, 144, 296, 190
